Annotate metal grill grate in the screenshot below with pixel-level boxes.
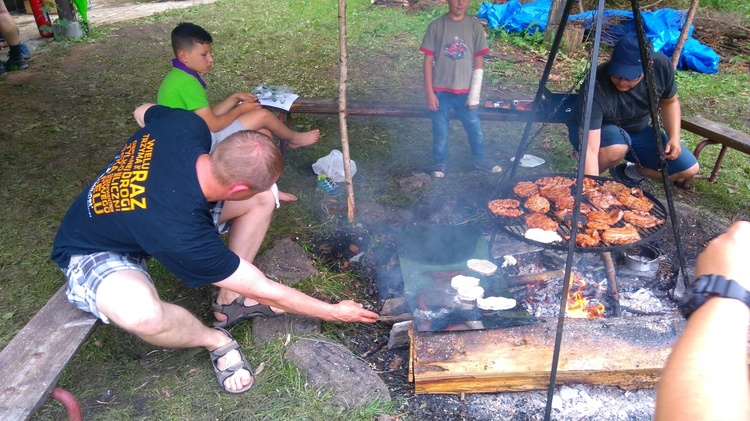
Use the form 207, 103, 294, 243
491, 173, 667, 252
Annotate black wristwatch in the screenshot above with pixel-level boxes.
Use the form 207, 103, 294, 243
679, 274, 750, 319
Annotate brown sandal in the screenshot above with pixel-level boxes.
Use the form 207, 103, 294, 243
212, 297, 282, 328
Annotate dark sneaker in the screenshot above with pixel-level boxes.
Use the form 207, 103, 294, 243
432, 163, 446, 178
3, 56, 29, 71
474, 159, 502, 174
609, 162, 644, 187
317, 174, 342, 196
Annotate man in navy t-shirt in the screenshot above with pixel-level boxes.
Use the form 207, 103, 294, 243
51, 104, 379, 394
567, 34, 699, 186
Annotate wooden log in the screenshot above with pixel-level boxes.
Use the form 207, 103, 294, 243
506, 269, 564, 287
561, 24, 584, 54
601, 252, 621, 317
378, 313, 414, 323
411, 314, 689, 394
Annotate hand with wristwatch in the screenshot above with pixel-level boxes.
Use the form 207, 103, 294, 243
656, 221, 750, 421
680, 221, 750, 318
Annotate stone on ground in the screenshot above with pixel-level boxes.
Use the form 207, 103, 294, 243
284, 336, 391, 410
255, 237, 319, 284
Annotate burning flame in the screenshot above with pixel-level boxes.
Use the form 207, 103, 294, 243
566, 275, 605, 318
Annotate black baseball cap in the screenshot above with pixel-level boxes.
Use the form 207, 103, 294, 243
607, 34, 648, 80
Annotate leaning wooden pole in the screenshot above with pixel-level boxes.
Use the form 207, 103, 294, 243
338, 0, 355, 222
671, 0, 699, 70
672, 0, 698, 70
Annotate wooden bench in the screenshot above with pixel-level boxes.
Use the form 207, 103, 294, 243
269, 97, 573, 155
275, 97, 569, 123
0, 285, 99, 420
680, 116, 750, 188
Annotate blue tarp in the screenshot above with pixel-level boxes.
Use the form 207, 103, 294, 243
477, 0, 720, 74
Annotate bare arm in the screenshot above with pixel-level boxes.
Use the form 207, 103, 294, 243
211, 92, 258, 115
214, 259, 379, 324
659, 95, 682, 160
655, 221, 750, 421
423, 55, 439, 112
134, 103, 155, 128
195, 94, 262, 132
582, 128, 602, 176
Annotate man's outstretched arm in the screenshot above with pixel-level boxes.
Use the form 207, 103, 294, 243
214, 259, 379, 324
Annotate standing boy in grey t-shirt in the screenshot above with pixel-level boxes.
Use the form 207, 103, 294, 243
420, 0, 500, 178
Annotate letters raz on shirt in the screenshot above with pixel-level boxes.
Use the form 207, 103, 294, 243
88, 134, 155, 216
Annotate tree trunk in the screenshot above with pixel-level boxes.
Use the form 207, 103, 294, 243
544, 0, 565, 46
672, 0, 699, 70
53, 0, 75, 21
338, 0, 355, 222
544, 0, 583, 53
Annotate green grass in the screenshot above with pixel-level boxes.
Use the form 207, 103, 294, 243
2, 0, 750, 419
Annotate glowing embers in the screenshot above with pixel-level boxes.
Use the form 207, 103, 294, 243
565, 274, 606, 319
515, 269, 610, 318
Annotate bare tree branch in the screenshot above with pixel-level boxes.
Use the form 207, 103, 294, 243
338, 0, 355, 222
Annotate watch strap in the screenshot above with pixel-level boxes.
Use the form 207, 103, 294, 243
680, 274, 750, 319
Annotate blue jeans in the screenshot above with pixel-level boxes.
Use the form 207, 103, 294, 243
431, 92, 486, 165
567, 123, 697, 175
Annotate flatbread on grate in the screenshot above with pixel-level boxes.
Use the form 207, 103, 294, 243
467, 259, 497, 276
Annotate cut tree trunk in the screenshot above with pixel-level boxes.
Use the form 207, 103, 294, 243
544, 0, 583, 54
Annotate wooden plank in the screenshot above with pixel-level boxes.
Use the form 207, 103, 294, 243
0, 285, 99, 420
411, 314, 686, 394
681, 116, 750, 154
276, 98, 560, 122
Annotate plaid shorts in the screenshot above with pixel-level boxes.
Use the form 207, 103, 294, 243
211, 200, 232, 234
63, 251, 152, 324
210, 185, 279, 235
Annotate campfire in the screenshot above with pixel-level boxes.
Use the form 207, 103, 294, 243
373, 173, 685, 395
516, 271, 610, 319
395, 230, 683, 395
502, 245, 673, 319
565, 275, 606, 319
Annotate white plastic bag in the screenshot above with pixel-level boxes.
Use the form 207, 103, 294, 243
312, 150, 356, 183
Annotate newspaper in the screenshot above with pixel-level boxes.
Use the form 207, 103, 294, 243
252, 85, 299, 112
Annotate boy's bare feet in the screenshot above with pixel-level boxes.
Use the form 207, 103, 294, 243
287, 129, 320, 149
278, 191, 298, 202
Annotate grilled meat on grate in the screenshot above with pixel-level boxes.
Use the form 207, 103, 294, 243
513, 181, 539, 198
525, 212, 559, 231
524, 194, 551, 214
623, 210, 664, 229
601, 224, 641, 245
488, 198, 523, 217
